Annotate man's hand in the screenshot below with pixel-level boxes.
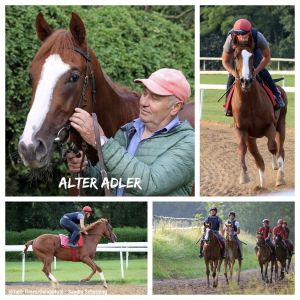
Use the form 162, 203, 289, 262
66, 151, 88, 173
69, 108, 105, 145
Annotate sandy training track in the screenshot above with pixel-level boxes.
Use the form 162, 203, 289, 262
5, 282, 147, 295
200, 121, 295, 196
153, 267, 295, 295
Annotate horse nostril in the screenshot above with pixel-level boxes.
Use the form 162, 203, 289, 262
240, 78, 245, 84
35, 138, 47, 161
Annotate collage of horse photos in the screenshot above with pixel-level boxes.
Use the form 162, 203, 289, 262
2, 1, 297, 299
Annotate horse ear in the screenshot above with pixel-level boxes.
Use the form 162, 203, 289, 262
232, 34, 239, 49
70, 12, 86, 46
36, 13, 53, 42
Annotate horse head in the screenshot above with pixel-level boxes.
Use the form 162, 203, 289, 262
232, 34, 255, 92
87, 218, 117, 243
18, 12, 93, 169
256, 232, 266, 247
225, 223, 235, 242
274, 233, 283, 246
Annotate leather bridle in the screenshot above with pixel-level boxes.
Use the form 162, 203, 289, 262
53, 47, 111, 196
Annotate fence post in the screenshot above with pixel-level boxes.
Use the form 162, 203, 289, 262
22, 252, 25, 282
126, 251, 129, 269
120, 251, 124, 279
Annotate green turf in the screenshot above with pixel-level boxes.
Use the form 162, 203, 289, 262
200, 74, 294, 128
6, 258, 147, 284
200, 74, 295, 86
153, 224, 294, 280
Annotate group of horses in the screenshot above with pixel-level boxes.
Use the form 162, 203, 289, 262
256, 232, 293, 283
202, 225, 293, 288
202, 223, 242, 288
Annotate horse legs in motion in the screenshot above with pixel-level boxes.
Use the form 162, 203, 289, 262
80, 256, 108, 288
25, 240, 59, 286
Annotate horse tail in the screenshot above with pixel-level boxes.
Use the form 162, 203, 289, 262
23, 240, 34, 254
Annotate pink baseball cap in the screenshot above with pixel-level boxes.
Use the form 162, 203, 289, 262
134, 68, 191, 103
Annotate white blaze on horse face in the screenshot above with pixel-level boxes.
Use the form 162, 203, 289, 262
241, 49, 252, 80
204, 228, 210, 240
21, 54, 70, 146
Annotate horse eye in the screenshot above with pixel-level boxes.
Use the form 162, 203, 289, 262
69, 71, 80, 83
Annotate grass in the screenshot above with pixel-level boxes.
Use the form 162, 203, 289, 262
6, 258, 147, 284
153, 223, 293, 280
200, 74, 295, 128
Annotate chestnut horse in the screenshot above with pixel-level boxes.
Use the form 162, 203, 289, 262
203, 225, 223, 288
18, 12, 194, 171
274, 234, 287, 280
224, 224, 242, 284
231, 34, 287, 188
255, 232, 276, 283
23, 219, 117, 288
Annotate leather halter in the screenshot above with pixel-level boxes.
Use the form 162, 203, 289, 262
54, 46, 111, 196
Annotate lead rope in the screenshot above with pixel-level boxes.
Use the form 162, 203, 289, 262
92, 113, 112, 196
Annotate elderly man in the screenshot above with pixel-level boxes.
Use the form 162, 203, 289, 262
67, 68, 194, 196
222, 18, 285, 116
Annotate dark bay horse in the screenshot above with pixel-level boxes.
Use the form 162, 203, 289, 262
23, 219, 117, 287
224, 224, 241, 284
203, 225, 223, 288
274, 234, 287, 280
231, 34, 287, 188
255, 232, 276, 283
18, 12, 195, 171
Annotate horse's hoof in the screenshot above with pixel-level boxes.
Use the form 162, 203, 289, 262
80, 279, 88, 283
103, 282, 108, 289
239, 173, 250, 184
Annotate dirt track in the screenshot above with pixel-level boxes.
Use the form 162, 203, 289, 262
5, 282, 147, 295
200, 121, 295, 196
153, 267, 295, 295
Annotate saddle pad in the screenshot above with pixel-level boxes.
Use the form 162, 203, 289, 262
224, 82, 277, 112
59, 233, 83, 248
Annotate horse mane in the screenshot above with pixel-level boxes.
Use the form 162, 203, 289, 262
34, 29, 79, 61
86, 218, 108, 231
102, 70, 140, 98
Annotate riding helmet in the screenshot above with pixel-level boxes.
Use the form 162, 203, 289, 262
83, 206, 93, 213
262, 218, 269, 224
282, 220, 288, 225
277, 219, 284, 225
228, 211, 236, 217
233, 19, 252, 32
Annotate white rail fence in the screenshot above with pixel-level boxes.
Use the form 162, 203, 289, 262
200, 56, 295, 71
6, 242, 148, 282
153, 215, 198, 231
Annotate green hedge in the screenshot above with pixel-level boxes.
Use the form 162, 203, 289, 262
6, 6, 194, 195
6, 227, 147, 260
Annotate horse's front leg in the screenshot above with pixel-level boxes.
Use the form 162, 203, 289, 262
248, 137, 265, 187
236, 130, 250, 184
206, 261, 210, 288
265, 262, 269, 283
224, 259, 229, 285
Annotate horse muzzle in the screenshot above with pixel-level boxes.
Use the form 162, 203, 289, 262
111, 233, 117, 243
240, 77, 253, 91
18, 136, 49, 169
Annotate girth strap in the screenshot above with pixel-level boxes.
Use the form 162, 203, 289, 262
92, 113, 112, 196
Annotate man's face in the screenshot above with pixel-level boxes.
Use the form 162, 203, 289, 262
139, 87, 180, 128
237, 32, 251, 42
85, 212, 91, 218
210, 209, 217, 216
229, 215, 235, 221
263, 222, 268, 227
282, 224, 286, 228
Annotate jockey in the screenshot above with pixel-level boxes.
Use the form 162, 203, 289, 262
273, 219, 288, 253
59, 206, 92, 247
199, 206, 225, 259
222, 18, 285, 116
224, 211, 243, 260
257, 218, 275, 257
282, 220, 294, 255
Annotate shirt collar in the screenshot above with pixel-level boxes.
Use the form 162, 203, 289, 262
132, 116, 180, 136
